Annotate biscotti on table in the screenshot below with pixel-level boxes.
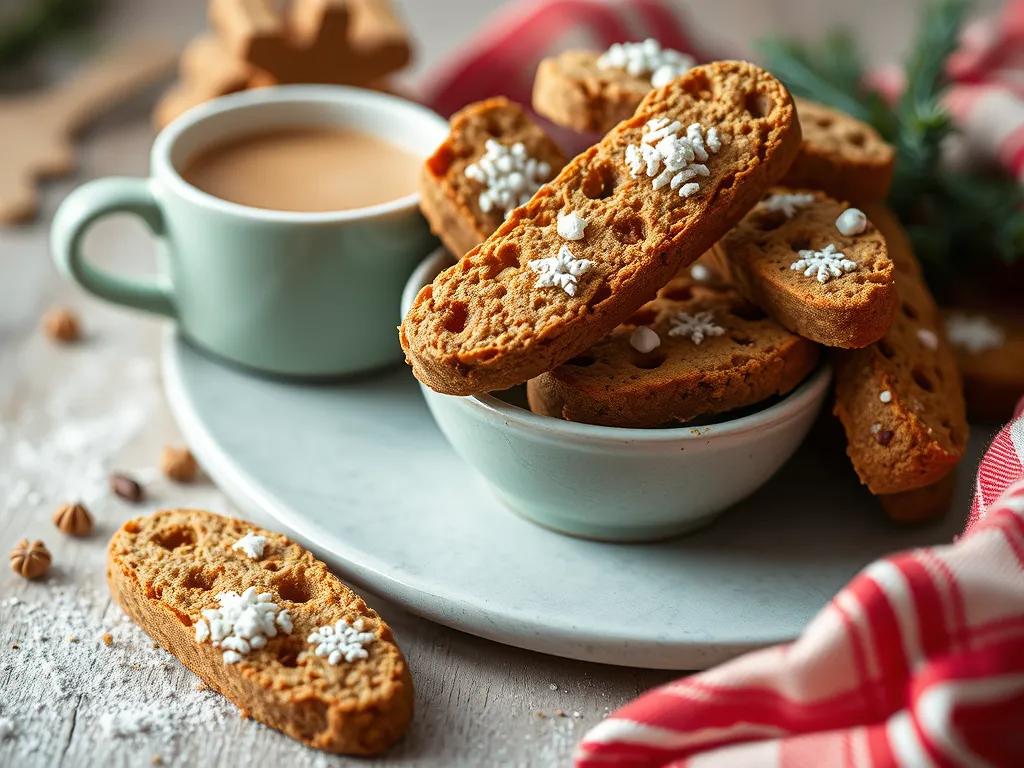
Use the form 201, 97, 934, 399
402, 61, 802, 396
108, 509, 413, 755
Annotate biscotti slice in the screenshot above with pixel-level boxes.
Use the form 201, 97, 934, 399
532, 40, 695, 134
832, 213, 968, 499
526, 273, 820, 428
108, 509, 413, 755
712, 188, 895, 348
420, 97, 568, 258
401, 61, 802, 396
944, 308, 1024, 423
782, 98, 895, 205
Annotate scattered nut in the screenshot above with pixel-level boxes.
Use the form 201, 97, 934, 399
53, 502, 93, 536
9, 539, 51, 579
110, 473, 144, 502
161, 446, 198, 483
43, 307, 81, 342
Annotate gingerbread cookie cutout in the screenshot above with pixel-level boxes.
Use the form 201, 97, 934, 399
401, 61, 802, 396
0, 43, 176, 223
712, 188, 895, 349
527, 273, 820, 428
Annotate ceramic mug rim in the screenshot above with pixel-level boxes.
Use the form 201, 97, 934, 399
403, 247, 833, 445
151, 84, 449, 224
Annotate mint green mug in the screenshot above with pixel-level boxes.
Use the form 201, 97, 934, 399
52, 85, 449, 377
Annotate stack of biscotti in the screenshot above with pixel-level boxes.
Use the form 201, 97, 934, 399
108, 509, 414, 755
403, 50, 969, 522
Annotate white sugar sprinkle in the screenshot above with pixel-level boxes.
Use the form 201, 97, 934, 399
465, 140, 552, 220
231, 531, 266, 560
880, 390, 893, 404
835, 207, 868, 236
626, 119, 720, 198
556, 210, 588, 240
308, 618, 375, 665
917, 328, 939, 350
690, 264, 712, 282
757, 192, 815, 218
193, 586, 291, 664
630, 326, 662, 353
597, 38, 695, 88
528, 245, 595, 296
945, 313, 1005, 354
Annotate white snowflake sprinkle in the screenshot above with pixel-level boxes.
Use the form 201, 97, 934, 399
597, 38, 695, 88
630, 326, 661, 353
528, 245, 595, 297
835, 207, 868, 236
557, 210, 588, 240
880, 390, 892, 404
307, 618, 375, 665
231, 532, 265, 560
626, 119, 721, 198
917, 328, 939, 350
945, 313, 1005, 354
790, 243, 858, 283
690, 264, 712, 282
465, 140, 553, 220
667, 310, 725, 344
193, 586, 291, 664
757, 192, 815, 218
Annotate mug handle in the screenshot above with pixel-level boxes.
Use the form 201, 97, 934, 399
51, 177, 176, 318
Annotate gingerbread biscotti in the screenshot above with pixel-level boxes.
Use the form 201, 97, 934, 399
832, 211, 968, 499
782, 98, 895, 205
527, 273, 820, 428
402, 61, 802, 396
712, 188, 895, 348
420, 97, 568, 258
532, 40, 695, 134
879, 472, 957, 524
108, 509, 413, 755
944, 308, 1024, 423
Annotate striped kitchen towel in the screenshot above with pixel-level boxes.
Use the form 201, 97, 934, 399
575, 399, 1024, 768
421, 0, 1024, 184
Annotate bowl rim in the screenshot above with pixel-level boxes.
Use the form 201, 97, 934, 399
402, 247, 832, 444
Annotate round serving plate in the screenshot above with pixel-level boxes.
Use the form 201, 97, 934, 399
162, 329, 980, 670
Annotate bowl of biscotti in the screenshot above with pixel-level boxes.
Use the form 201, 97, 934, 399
399, 54, 968, 542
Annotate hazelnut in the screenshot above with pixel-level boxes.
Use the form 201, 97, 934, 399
53, 503, 93, 536
43, 307, 81, 342
9, 539, 51, 579
160, 446, 198, 483
110, 473, 144, 502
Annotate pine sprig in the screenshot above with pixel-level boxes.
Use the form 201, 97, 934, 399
0, 0, 103, 71
757, 0, 1024, 296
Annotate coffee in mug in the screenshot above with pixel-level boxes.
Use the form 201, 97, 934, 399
180, 128, 421, 212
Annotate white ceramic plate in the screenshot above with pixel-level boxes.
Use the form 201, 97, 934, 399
162, 329, 981, 669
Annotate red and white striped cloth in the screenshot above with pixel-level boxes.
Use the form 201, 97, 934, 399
575, 400, 1024, 767
420, 0, 1024, 182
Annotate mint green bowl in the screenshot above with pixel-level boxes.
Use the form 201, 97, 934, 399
402, 249, 832, 542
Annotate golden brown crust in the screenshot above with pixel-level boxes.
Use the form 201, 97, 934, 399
401, 61, 802, 396
943, 308, 1024, 423
879, 471, 956, 524
526, 274, 820, 428
712, 188, 896, 348
532, 50, 651, 134
419, 97, 567, 258
832, 209, 968, 497
107, 509, 413, 755
782, 98, 895, 205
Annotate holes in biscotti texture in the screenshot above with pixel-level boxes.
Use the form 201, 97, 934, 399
877, 339, 896, 359
901, 301, 919, 320
912, 365, 935, 393
275, 571, 313, 604
755, 212, 786, 232
789, 237, 811, 252
276, 638, 303, 668
729, 331, 754, 346
566, 355, 596, 367
731, 354, 750, 367
581, 162, 616, 200
612, 215, 646, 245
588, 283, 612, 309
661, 284, 693, 302
483, 242, 520, 278
731, 302, 767, 322
183, 567, 215, 591
744, 91, 772, 119
262, 560, 282, 572
682, 70, 711, 98
633, 352, 667, 369
848, 132, 867, 147
814, 115, 834, 129
443, 301, 469, 334
625, 307, 657, 327
152, 525, 195, 551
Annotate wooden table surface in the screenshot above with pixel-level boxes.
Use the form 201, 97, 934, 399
0, 1, 1001, 765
